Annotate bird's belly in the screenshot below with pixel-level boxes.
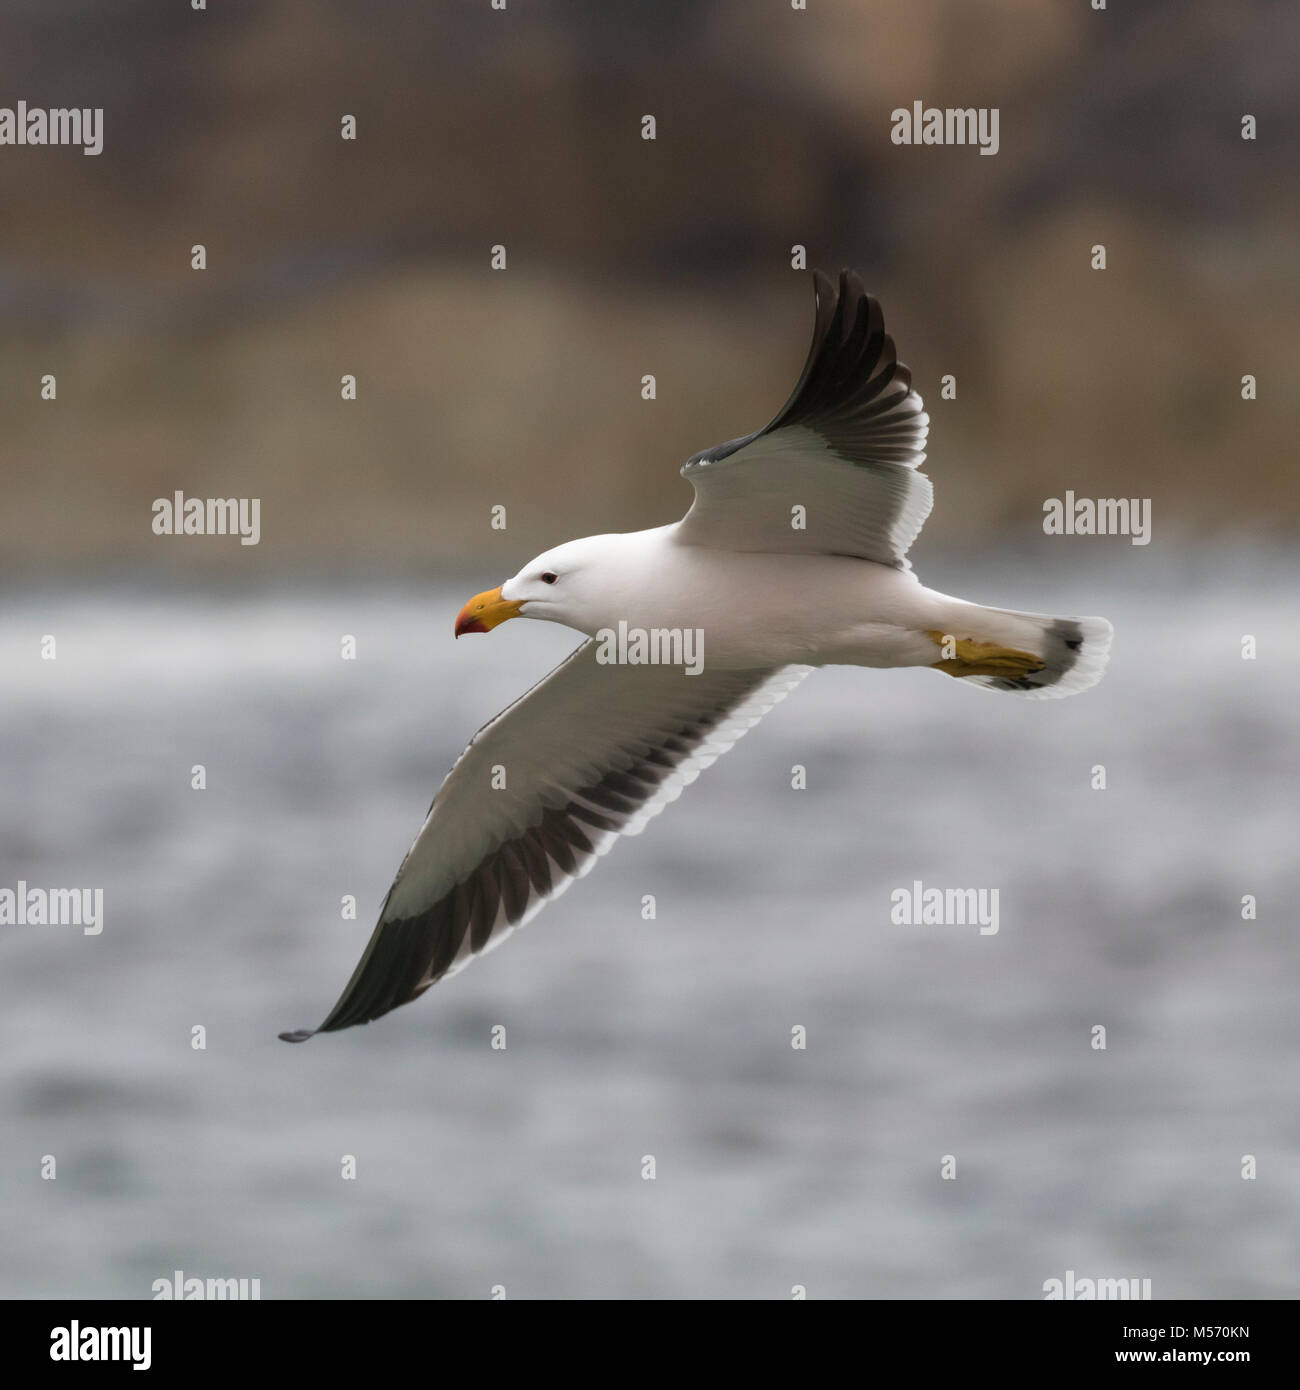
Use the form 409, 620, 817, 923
581, 550, 938, 670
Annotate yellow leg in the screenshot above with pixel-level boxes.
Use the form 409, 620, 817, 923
925, 630, 1046, 680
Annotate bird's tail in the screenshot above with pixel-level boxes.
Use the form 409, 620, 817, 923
925, 606, 1113, 700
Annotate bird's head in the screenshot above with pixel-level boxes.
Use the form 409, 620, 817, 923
454, 535, 614, 637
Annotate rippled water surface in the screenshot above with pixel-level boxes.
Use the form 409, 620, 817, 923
2, 548, 1297, 1298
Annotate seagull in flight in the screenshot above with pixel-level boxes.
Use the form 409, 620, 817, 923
281, 270, 1111, 1041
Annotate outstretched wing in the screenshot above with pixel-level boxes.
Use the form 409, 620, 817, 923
675, 268, 931, 568
281, 644, 811, 1039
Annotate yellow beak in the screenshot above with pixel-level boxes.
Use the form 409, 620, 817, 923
455, 585, 524, 637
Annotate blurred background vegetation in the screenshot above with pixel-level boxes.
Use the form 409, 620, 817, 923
1, 0, 1295, 578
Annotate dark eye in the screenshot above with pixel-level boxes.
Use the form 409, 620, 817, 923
540, 572, 558, 585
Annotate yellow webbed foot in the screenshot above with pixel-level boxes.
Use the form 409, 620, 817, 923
925, 630, 1046, 681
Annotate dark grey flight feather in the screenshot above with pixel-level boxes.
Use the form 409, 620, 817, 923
280, 646, 810, 1040
676, 268, 932, 568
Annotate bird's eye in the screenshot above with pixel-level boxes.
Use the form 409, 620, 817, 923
540, 572, 558, 585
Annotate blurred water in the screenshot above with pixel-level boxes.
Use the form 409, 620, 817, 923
2, 546, 1297, 1299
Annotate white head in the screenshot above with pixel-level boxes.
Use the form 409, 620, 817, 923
454, 534, 621, 638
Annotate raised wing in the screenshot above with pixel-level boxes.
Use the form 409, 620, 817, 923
281, 644, 810, 1039
675, 269, 931, 568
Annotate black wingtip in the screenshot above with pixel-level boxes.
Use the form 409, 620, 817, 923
278, 1028, 317, 1043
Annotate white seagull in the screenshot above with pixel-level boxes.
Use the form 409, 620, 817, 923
281, 269, 1111, 1041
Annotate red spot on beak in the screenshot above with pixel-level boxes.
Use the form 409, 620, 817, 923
454, 585, 523, 638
